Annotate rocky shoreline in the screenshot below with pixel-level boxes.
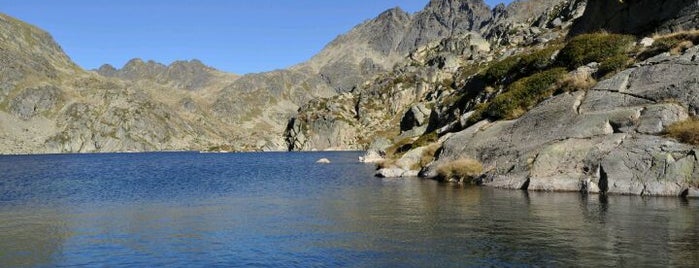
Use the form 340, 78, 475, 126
369, 44, 699, 198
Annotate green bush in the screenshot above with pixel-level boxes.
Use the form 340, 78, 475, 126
483, 56, 521, 84
412, 131, 438, 149
464, 103, 487, 125
598, 54, 631, 76
482, 46, 562, 85
518, 45, 563, 74
484, 68, 568, 119
557, 33, 634, 69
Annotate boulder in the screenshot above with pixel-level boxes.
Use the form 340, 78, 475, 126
400, 103, 431, 132
639, 37, 655, 47
395, 146, 427, 170
375, 168, 419, 178
316, 158, 331, 164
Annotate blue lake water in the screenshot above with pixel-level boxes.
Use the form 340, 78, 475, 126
0, 151, 697, 267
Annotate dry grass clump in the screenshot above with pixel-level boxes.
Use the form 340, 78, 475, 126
436, 158, 484, 183
377, 158, 397, 170
556, 72, 597, 93
665, 118, 699, 146
640, 30, 699, 59
417, 143, 441, 169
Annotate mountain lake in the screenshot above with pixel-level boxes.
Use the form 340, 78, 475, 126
1, 151, 697, 267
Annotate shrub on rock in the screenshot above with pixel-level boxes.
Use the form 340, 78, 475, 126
436, 158, 483, 183
557, 33, 634, 69
665, 118, 699, 146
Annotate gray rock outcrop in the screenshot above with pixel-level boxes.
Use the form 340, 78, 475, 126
425, 46, 699, 196
9, 85, 62, 120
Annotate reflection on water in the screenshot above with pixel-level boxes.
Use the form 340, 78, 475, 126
0, 152, 697, 267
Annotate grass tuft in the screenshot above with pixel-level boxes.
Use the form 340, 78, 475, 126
436, 158, 484, 183
665, 117, 699, 146
640, 30, 699, 59
555, 72, 597, 94
416, 143, 441, 169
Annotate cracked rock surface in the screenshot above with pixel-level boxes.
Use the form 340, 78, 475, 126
425, 46, 699, 196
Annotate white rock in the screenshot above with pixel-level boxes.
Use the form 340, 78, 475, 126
316, 158, 331, 164
375, 168, 406, 178
359, 149, 384, 163
639, 37, 655, 47
375, 168, 420, 178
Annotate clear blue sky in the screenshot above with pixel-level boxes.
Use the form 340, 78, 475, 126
3, 0, 511, 74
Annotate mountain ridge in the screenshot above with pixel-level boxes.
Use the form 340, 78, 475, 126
2, 0, 698, 157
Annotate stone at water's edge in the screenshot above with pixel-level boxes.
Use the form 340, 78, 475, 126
427, 46, 699, 197
375, 168, 419, 178
359, 150, 384, 163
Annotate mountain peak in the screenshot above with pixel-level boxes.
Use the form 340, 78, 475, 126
168, 59, 212, 71
95, 58, 222, 90
377, 6, 410, 19
0, 13, 76, 77
396, 0, 492, 53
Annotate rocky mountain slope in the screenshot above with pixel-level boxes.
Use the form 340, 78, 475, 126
287, 0, 581, 151
2, 0, 555, 154
0, 0, 577, 154
427, 46, 699, 196
286, 0, 699, 196
0, 14, 251, 153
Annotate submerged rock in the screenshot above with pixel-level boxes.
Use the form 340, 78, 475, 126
316, 158, 331, 164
